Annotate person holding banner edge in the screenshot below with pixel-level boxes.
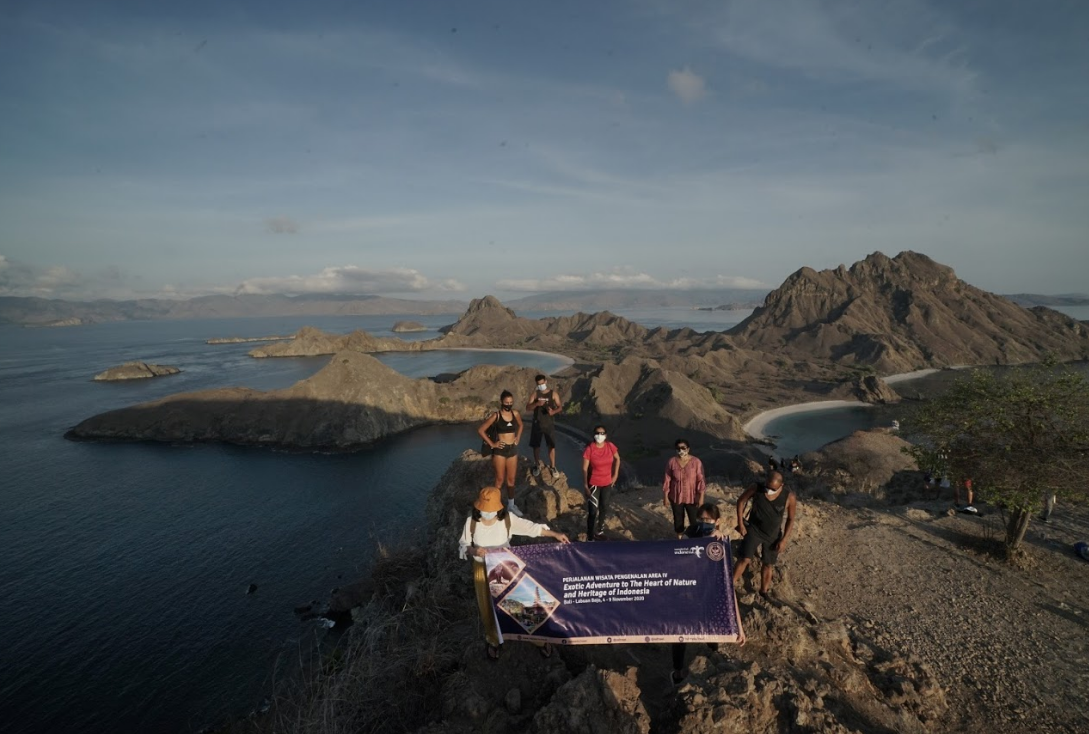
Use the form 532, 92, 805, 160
663, 438, 706, 539
672, 502, 743, 686
582, 425, 621, 541
733, 471, 796, 600
458, 486, 570, 661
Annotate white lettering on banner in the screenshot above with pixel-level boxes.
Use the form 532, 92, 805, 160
560, 571, 698, 603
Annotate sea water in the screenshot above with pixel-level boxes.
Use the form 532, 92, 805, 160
0, 314, 575, 734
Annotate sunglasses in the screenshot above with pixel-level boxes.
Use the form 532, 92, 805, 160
594, 431, 606, 436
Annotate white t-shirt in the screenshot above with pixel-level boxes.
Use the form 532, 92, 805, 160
458, 515, 549, 562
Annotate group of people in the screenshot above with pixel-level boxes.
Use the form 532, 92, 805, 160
465, 384, 798, 675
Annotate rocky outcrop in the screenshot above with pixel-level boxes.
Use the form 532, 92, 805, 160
580, 356, 747, 442
800, 429, 918, 497
93, 362, 180, 381
280, 451, 951, 734
70, 353, 550, 448
850, 374, 901, 404
392, 320, 428, 333
731, 251, 1089, 373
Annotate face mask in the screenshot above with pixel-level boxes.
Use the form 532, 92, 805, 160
677, 448, 689, 456
501, 404, 513, 409
594, 434, 606, 444
479, 510, 498, 520
765, 486, 780, 495
697, 521, 715, 536
537, 383, 548, 392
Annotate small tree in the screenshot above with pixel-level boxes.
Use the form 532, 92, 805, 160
904, 361, 1089, 558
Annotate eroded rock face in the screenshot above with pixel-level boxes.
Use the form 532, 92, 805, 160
851, 374, 901, 404
533, 667, 651, 734
731, 251, 1089, 372
393, 320, 428, 333
93, 362, 180, 381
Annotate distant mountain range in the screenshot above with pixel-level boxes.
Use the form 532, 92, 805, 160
0, 288, 770, 326
4, 285, 1084, 327
505, 288, 769, 311
0, 294, 467, 327
1001, 293, 1089, 307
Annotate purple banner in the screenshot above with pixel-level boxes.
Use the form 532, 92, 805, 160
484, 539, 743, 645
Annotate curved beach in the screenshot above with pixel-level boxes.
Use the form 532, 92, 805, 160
744, 400, 872, 442
743, 367, 939, 442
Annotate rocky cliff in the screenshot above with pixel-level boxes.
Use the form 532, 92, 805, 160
730, 251, 1089, 373
255, 451, 953, 734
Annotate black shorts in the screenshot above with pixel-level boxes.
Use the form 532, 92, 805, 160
529, 422, 555, 449
490, 442, 517, 458
740, 528, 780, 566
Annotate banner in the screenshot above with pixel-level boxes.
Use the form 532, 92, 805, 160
484, 538, 742, 645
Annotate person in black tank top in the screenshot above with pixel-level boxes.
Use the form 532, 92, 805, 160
526, 374, 563, 477
733, 471, 796, 599
477, 390, 524, 516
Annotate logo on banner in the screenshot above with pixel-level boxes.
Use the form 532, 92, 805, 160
706, 542, 725, 562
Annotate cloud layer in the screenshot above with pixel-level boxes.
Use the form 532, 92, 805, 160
496, 270, 766, 292
235, 266, 465, 295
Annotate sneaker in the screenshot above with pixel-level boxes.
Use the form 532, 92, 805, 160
670, 670, 686, 687
548, 465, 559, 477
594, 531, 606, 541
530, 465, 541, 477
962, 505, 978, 514
508, 501, 524, 518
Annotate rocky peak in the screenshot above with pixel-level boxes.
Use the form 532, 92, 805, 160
440, 296, 519, 335
731, 251, 1089, 372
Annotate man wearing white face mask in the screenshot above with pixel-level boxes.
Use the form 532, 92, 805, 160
526, 374, 562, 477
581, 425, 621, 541
733, 471, 796, 600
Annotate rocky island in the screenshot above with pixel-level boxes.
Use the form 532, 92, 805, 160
392, 320, 428, 333
93, 362, 181, 381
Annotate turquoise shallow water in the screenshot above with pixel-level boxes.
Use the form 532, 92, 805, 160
0, 315, 574, 734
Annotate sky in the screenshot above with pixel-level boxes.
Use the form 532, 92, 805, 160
1, 0, 1087, 301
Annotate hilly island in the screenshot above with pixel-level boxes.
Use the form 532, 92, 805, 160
63, 252, 1089, 734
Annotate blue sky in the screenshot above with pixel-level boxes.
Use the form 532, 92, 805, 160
1, 0, 1087, 300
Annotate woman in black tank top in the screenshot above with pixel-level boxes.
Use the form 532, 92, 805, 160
477, 390, 525, 516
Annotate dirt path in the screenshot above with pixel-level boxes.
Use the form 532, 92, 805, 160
784, 499, 1089, 734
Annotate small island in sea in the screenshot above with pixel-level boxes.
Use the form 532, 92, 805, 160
93, 362, 181, 381
391, 320, 428, 333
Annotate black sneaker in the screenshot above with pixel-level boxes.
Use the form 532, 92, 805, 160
670, 670, 686, 687
530, 465, 541, 477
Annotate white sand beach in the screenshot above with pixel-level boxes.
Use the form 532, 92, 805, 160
743, 400, 873, 442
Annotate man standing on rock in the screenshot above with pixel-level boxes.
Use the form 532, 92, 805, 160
733, 471, 796, 600
526, 374, 562, 477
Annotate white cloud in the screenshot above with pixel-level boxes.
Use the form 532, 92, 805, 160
668, 67, 707, 104
497, 270, 766, 292
265, 216, 299, 234
235, 265, 465, 295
